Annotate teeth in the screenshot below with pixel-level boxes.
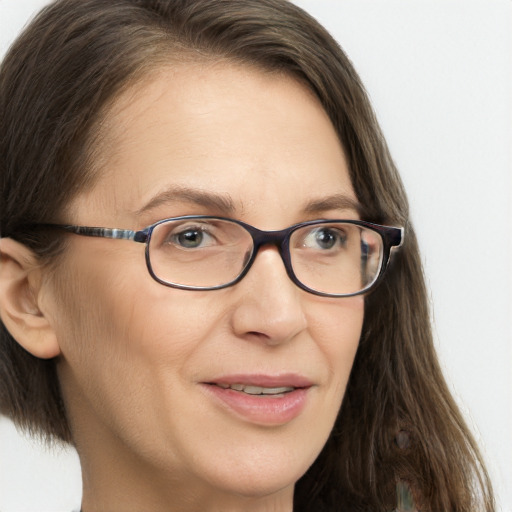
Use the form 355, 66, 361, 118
243, 385, 294, 395
216, 383, 295, 395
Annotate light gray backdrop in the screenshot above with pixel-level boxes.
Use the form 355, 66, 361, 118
0, 0, 511, 510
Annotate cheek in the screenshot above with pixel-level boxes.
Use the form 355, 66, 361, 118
54, 265, 211, 384
49, 245, 214, 417
52, 238, 201, 351
51, 252, 230, 469
307, 296, 364, 392
55, 252, 235, 382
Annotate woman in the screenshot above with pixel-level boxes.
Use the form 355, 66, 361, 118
0, 0, 495, 510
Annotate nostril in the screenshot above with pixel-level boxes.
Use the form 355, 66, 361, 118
246, 331, 271, 341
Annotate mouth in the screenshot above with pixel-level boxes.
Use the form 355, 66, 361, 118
211, 382, 296, 397
201, 375, 313, 425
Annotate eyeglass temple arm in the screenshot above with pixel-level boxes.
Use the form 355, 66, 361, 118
37, 224, 149, 243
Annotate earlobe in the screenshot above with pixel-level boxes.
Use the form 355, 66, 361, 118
0, 237, 61, 359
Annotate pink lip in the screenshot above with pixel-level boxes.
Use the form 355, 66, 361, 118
200, 374, 313, 426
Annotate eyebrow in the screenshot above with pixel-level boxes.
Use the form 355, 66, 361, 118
135, 186, 237, 217
303, 194, 364, 217
136, 187, 363, 219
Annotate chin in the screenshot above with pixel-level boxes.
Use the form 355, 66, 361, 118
201, 453, 312, 500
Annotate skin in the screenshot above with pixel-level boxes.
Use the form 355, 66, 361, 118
1, 62, 364, 512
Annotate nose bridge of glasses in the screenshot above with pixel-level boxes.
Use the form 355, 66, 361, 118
244, 224, 292, 275
250, 225, 288, 248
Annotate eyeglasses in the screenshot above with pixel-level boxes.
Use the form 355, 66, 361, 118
39, 216, 403, 297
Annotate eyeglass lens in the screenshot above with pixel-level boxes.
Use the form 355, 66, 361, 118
148, 218, 384, 295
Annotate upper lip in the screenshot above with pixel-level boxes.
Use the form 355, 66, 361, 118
205, 374, 314, 389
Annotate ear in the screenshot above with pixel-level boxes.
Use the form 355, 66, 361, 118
0, 237, 61, 359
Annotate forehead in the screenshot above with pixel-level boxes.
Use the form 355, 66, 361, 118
71, 61, 358, 226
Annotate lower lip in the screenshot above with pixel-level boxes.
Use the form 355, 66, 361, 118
201, 384, 310, 426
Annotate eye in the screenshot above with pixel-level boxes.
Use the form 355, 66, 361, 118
302, 227, 347, 250
170, 225, 216, 249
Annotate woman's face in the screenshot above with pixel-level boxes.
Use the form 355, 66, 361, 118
49, 62, 364, 506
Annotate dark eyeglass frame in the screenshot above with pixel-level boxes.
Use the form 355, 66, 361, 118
36, 216, 404, 297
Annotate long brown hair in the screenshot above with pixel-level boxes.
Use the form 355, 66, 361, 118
0, 1, 495, 510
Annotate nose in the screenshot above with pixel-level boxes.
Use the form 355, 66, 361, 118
230, 245, 308, 346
